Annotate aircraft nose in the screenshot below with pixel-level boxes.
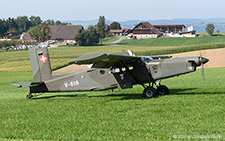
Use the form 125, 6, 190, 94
200, 57, 209, 64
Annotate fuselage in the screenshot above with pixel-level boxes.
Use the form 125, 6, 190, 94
30, 56, 208, 93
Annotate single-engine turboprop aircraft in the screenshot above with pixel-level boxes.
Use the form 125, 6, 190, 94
12, 47, 209, 99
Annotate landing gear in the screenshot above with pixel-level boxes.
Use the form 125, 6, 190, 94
26, 93, 33, 99
157, 85, 169, 95
142, 79, 169, 98
143, 87, 157, 98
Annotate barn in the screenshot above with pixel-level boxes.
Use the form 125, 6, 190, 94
49, 25, 83, 45
129, 22, 163, 39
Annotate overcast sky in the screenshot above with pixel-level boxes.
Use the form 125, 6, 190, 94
1, 0, 224, 21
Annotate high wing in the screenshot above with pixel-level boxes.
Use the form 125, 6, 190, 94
69, 52, 172, 68
69, 53, 141, 68
150, 55, 172, 59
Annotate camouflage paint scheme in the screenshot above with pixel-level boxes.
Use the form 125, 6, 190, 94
12, 47, 208, 98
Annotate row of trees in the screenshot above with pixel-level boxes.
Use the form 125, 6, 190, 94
74, 16, 106, 46
0, 16, 69, 36
0, 16, 42, 35
46, 19, 71, 26
74, 16, 123, 46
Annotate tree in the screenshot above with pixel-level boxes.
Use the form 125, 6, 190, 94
216, 29, 220, 35
46, 19, 55, 25
29, 16, 42, 27
74, 26, 99, 46
97, 16, 105, 44
87, 25, 99, 45
205, 23, 215, 36
28, 26, 41, 41
60, 22, 68, 25
74, 28, 85, 46
55, 20, 62, 25
38, 22, 51, 42
7, 17, 18, 32
109, 21, 121, 30
27, 22, 51, 42
15, 16, 31, 32
0, 19, 9, 35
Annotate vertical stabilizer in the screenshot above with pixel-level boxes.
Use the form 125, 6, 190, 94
29, 47, 52, 81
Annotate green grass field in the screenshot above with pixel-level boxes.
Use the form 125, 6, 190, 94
0, 36, 225, 140
119, 36, 225, 47
0, 67, 225, 140
101, 36, 120, 44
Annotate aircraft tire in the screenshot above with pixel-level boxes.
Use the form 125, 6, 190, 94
157, 85, 169, 95
143, 87, 157, 98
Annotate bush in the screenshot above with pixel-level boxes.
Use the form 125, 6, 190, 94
0, 40, 23, 49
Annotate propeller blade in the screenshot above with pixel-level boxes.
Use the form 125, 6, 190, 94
199, 56, 208, 82
201, 63, 205, 82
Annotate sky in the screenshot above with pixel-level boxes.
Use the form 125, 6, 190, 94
1, 0, 225, 21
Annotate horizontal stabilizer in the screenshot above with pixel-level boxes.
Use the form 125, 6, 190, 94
11, 81, 43, 88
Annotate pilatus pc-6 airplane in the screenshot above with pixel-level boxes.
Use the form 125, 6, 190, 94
12, 47, 209, 99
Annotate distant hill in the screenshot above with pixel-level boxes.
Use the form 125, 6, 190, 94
64, 18, 225, 32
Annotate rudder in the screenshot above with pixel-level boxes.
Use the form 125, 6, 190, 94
29, 47, 52, 81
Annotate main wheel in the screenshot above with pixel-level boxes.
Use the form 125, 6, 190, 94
143, 87, 157, 98
157, 85, 169, 95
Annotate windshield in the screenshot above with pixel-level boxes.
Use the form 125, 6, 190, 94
141, 56, 153, 63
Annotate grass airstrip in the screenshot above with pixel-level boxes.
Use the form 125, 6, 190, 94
0, 36, 225, 140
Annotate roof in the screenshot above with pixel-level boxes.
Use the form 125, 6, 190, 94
22, 33, 35, 41
0, 32, 22, 39
133, 22, 163, 34
49, 25, 83, 40
154, 24, 186, 28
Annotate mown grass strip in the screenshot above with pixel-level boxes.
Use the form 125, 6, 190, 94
119, 36, 225, 47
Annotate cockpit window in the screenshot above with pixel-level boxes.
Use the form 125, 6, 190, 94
111, 64, 133, 73
141, 56, 153, 63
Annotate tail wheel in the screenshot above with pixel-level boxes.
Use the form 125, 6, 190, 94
143, 87, 157, 98
26, 93, 33, 99
157, 85, 169, 95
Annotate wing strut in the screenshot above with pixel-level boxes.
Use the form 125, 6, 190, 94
119, 60, 147, 89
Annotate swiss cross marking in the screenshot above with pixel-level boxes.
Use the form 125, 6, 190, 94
40, 55, 47, 63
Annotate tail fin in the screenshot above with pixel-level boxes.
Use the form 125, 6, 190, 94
29, 47, 52, 82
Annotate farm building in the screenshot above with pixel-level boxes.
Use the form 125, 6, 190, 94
110, 28, 131, 36
0, 32, 22, 40
154, 25, 186, 33
49, 25, 84, 45
128, 22, 196, 39
129, 22, 163, 39
20, 32, 36, 42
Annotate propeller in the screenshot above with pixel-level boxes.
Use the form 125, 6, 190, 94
199, 52, 209, 82
201, 58, 205, 82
